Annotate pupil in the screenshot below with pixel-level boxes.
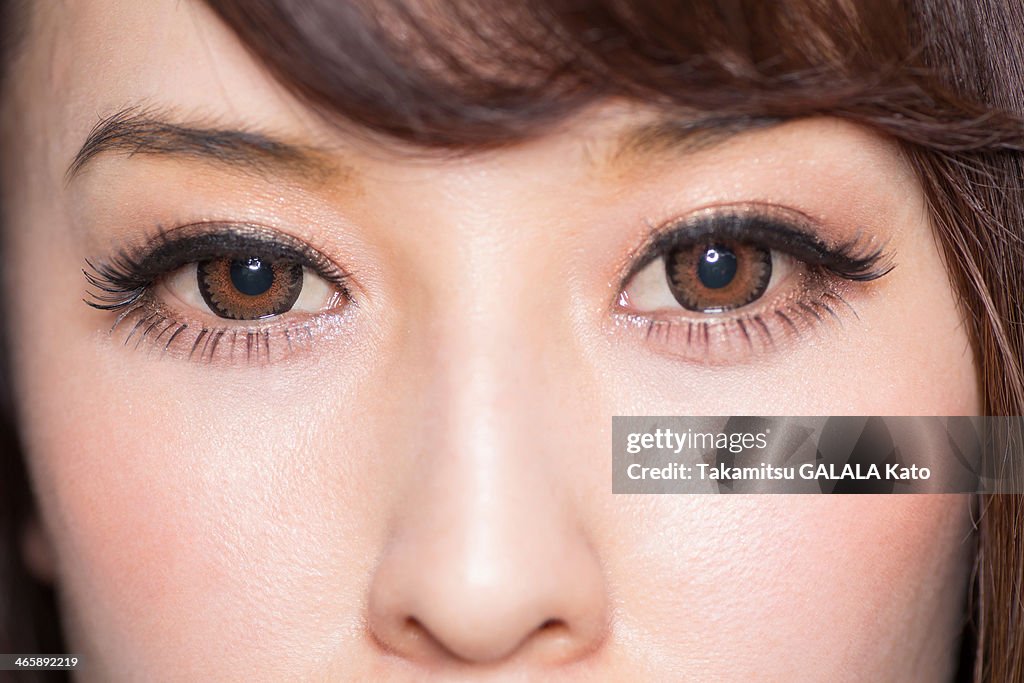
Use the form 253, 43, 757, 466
230, 257, 274, 296
696, 245, 737, 289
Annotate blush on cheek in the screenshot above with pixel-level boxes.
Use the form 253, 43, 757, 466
21, 360, 373, 679
28, 403, 243, 673
606, 495, 972, 680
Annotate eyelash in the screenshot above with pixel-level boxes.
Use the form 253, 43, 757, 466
84, 223, 354, 363
86, 211, 891, 365
615, 209, 894, 360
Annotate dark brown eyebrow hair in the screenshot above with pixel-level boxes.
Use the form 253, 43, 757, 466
66, 107, 337, 183
611, 114, 782, 162
67, 106, 774, 185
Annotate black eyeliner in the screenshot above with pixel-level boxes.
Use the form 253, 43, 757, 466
84, 222, 352, 312
623, 210, 894, 289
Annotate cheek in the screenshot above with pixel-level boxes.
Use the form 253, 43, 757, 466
602, 495, 972, 678
810, 223, 980, 415
595, 230, 979, 417
15, 342, 386, 676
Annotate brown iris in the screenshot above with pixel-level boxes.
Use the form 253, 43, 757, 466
197, 257, 303, 319
665, 241, 772, 312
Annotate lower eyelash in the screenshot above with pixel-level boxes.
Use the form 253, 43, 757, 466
629, 287, 856, 362
84, 225, 356, 364
106, 293, 327, 364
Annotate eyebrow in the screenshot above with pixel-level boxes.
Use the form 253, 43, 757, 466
610, 114, 782, 163
68, 107, 779, 183
66, 107, 338, 183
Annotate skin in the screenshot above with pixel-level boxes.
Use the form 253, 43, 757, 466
0, 1, 979, 681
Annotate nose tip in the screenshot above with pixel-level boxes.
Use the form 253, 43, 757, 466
369, 553, 607, 665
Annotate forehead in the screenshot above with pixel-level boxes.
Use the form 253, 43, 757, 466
17, 2, 321, 153
0, 3, 690, 184
5, 0, 908, 205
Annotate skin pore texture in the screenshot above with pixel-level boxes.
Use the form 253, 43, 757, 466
0, 1, 980, 681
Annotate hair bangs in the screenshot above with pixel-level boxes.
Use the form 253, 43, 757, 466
204, 0, 1012, 150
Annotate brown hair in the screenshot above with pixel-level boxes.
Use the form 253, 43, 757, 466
2, 0, 1024, 680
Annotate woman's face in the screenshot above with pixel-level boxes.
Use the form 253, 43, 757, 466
2, 1, 979, 680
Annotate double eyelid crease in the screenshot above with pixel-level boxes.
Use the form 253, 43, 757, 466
84, 222, 353, 309
83, 222, 355, 364
622, 207, 894, 290
615, 204, 896, 363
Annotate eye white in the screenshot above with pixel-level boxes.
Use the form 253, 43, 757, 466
162, 263, 336, 316
622, 249, 797, 312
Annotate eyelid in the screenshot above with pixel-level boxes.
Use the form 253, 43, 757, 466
123, 222, 349, 284
84, 222, 355, 312
619, 204, 893, 293
611, 204, 895, 365
83, 222, 360, 365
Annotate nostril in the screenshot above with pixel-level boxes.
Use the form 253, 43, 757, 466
539, 618, 566, 632
388, 613, 578, 664
402, 616, 432, 644
374, 615, 454, 662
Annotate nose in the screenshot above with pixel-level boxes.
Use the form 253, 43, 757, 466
366, 341, 608, 666
363, 184, 611, 667
366, 435, 609, 665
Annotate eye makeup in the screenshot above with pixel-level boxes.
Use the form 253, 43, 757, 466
614, 205, 895, 363
84, 222, 354, 364
84, 206, 892, 367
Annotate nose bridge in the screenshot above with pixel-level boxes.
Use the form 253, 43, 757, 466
380, 159, 579, 489
424, 192, 567, 448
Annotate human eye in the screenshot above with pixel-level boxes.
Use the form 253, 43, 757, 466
83, 223, 353, 363
615, 205, 894, 362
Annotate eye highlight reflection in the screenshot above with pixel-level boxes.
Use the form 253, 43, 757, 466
616, 206, 894, 362
663, 240, 788, 313
84, 223, 353, 364
194, 257, 305, 320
